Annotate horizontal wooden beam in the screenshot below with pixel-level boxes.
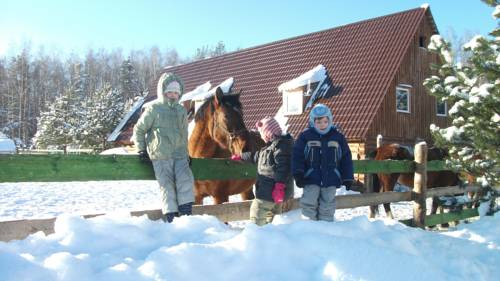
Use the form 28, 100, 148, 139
426, 185, 481, 197
424, 208, 479, 226
0, 201, 258, 242
1, 155, 426, 183
400, 208, 479, 227
0, 155, 258, 182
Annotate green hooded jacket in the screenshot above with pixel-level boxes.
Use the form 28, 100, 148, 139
132, 73, 189, 160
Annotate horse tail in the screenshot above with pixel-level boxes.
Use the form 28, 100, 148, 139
372, 173, 381, 193
365, 148, 381, 193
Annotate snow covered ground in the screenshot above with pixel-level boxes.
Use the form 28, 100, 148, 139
0, 181, 498, 281
0, 209, 498, 280
0, 181, 417, 222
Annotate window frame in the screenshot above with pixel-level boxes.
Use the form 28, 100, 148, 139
436, 100, 447, 116
282, 89, 304, 115
396, 86, 411, 113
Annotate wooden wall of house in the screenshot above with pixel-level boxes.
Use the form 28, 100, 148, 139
365, 13, 450, 153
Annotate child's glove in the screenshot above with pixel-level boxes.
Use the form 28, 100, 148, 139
138, 150, 150, 163
293, 173, 305, 188
272, 182, 286, 203
343, 180, 352, 191
230, 154, 242, 161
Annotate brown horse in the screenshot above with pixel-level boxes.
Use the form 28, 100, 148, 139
371, 143, 461, 219
188, 87, 265, 204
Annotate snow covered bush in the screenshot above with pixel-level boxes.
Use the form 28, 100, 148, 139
80, 84, 124, 150
424, 3, 499, 186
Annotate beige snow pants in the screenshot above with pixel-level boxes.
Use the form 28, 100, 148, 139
152, 158, 194, 214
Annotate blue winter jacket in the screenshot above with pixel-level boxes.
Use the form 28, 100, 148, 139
291, 127, 354, 188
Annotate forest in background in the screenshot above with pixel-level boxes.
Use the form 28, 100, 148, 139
0, 41, 227, 150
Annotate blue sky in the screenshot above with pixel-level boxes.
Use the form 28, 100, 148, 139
1, 0, 496, 59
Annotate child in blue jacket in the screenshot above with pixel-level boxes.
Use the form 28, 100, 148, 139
291, 104, 354, 221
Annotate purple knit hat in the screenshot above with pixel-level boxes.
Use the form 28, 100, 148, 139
256, 117, 282, 142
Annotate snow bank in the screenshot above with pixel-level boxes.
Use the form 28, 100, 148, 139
0, 212, 498, 281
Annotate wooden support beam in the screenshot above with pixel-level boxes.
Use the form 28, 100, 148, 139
426, 185, 482, 197
413, 142, 428, 228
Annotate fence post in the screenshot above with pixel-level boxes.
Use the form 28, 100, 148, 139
368, 135, 384, 218
413, 142, 428, 228
376, 134, 383, 148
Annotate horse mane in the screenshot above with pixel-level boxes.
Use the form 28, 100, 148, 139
194, 93, 242, 122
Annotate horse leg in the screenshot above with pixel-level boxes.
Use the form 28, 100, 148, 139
369, 206, 379, 218
369, 174, 380, 218
240, 188, 255, 201
383, 203, 394, 219
213, 195, 229, 205
195, 194, 204, 205
430, 196, 439, 215
380, 173, 396, 219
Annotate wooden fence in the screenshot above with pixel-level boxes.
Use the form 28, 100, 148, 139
0, 142, 482, 241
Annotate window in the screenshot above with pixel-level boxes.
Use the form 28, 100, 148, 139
283, 90, 304, 115
396, 87, 410, 113
419, 36, 426, 48
436, 100, 447, 116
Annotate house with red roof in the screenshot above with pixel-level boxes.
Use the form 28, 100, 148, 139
110, 5, 449, 160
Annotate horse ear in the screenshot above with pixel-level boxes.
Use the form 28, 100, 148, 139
214, 87, 224, 107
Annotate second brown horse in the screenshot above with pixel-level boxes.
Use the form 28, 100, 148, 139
371, 143, 461, 219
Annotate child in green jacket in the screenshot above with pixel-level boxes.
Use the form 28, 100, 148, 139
133, 72, 194, 223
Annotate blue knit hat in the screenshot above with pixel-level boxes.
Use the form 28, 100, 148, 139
309, 104, 333, 135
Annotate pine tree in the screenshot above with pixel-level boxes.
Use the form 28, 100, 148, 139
80, 84, 124, 150
34, 88, 82, 153
119, 58, 140, 102
71, 62, 88, 99
423, 4, 500, 186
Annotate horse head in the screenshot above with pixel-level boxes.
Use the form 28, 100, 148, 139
230, 130, 266, 155
427, 146, 449, 161
375, 144, 413, 161
194, 87, 248, 154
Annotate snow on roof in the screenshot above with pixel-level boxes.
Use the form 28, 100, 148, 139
278, 64, 326, 93
193, 77, 234, 101
420, 3, 429, 9
107, 97, 145, 142
278, 64, 332, 110
179, 81, 212, 103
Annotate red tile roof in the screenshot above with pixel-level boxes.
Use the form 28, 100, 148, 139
116, 7, 434, 143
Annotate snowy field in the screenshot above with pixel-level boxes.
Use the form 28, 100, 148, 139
0, 181, 419, 222
0, 181, 498, 281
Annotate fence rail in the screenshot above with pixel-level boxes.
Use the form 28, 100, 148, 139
0, 154, 446, 182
